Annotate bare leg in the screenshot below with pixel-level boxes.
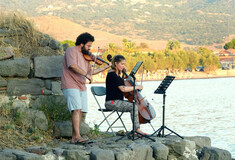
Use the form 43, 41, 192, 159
71, 109, 83, 141
136, 128, 148, 135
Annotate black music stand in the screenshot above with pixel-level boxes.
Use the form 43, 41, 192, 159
116, 61, 155, 142
151, 76, 184, 139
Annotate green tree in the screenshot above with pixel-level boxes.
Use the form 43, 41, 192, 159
197, 47, 220, 72
122, 38, 136, 53
153, 51, 166, 70
60, 40, 75, 47
224, 39, 235, 50
187, 50, 199, 71
166, 40, 181, 50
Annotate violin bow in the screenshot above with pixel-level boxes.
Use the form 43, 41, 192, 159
91, 47, 99, 75
141, 65, 145, 85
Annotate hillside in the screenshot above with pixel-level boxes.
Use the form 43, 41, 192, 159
1, 0, 234, 46
30, 15, 170, 50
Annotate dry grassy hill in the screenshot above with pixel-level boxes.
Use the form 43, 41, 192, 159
30, 15, 234, 52
30, 15, 170, 50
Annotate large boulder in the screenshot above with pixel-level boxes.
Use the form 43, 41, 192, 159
14, 107, 48, 131
200, 147, 232, 160
53, 121, 90, 138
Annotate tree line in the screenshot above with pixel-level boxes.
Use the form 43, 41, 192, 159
61, 39, 221, 74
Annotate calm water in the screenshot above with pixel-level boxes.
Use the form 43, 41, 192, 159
86, 77, 235, 157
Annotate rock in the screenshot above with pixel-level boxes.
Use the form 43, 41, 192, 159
114, 149, 136, 160
14, 107, 48, 131
0, 148, 43, 160
184, 136, 211, 151
0, 29, 11, 37
62, 43, 69, 51
45, 80, 52, 90
0, 58, 30, 77
0, 78, 7, 87
25, 146, 48, 155
52, 81, 63, 95
0, 47, 14, 60
62, 149, 90, 160
200, 147, 232, 160
38, 34, 50, 47
164, 138, 197, 160
42, 152, 58, 160
41, 88, 52, 95
90, 148, 115, 160
49, 39, 62, 50
129, 142, 154, 160
7, 78, 44, 96
152, 143, 169, 160
30, 95, 67, 110
53, 121, 90, 138
52, 148, 65, 156
34, 56, 63, 78
12, 100, 28, 108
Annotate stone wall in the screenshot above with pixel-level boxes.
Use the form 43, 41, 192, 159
0, 55, 63, 96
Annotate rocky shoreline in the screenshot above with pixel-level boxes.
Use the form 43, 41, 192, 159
0, 135, 232, 160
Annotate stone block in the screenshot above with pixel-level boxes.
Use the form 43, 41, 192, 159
0, 58, 30, 77
52, 81, 63, 95
129, 143, 154, 160
90, 149, 115, 160
62, 150, 90, 160
34, 56, 63, 78
7, 78, 44, 96
152, 143, 169, 160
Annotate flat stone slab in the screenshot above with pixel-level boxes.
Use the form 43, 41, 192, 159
0, 58, 30, 77
7, 78, 44, 96
34, 56, 63, 78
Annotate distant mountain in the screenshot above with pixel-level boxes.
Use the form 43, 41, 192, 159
1, 0, 234, 45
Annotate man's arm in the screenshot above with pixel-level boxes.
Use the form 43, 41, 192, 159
69, 64, 87, 76
93, 64, 111, 75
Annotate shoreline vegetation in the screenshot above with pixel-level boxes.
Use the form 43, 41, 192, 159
91, 70, 235, 83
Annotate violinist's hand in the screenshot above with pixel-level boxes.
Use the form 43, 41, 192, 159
86, 74, 93, 84
136, 85, 143, 90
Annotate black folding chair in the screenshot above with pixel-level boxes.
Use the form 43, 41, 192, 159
91, 86, 128, 135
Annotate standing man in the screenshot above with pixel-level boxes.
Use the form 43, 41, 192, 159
61, 32, 111, 144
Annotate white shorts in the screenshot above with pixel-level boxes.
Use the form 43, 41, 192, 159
62, 89, 88, 113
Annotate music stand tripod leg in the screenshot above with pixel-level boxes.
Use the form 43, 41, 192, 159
116, 74, 155, 142
150, 76, 184, 139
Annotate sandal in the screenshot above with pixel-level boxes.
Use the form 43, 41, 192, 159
70, 137, 89, 144
75, 137, 89, 145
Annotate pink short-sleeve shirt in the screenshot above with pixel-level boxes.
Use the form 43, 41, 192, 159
61, 46, 91, 91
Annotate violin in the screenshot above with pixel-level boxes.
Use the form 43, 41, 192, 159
83, 52, 109, 65
122, 69, 156, 124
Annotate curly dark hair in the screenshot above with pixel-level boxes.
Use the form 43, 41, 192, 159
75, 32, 95, 46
